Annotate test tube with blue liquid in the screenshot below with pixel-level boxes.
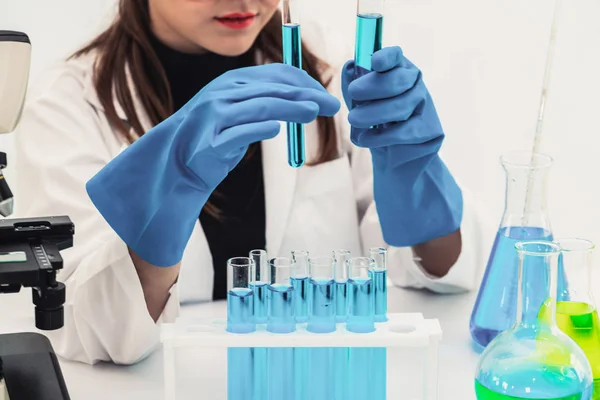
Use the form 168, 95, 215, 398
291, 250, 309, 400
250, 249, 269, 324
307, 256, 336, 400
369, 247, 388, 322
249, 250, 268, 400
291, 250, 310, 322
267, 257, 295, 400
333, 250, 350, 400
282, 0, 305, 168
226, 257, 255, 400
334, 249, 351, 322
354, 0, 384, 80
346, 257, 376, 400
369, 248, 387, 400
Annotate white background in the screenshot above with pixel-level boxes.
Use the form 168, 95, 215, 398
1, 0, 600, 245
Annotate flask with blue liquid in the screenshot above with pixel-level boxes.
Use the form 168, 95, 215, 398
470, 152, 565, 350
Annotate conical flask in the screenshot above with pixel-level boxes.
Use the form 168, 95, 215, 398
470, 152, 559, 349
554, 239, 600, 399
475, 241, 593, 400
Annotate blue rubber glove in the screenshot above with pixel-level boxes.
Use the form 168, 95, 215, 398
342, 46, 463, 247
87, 64, 340, 266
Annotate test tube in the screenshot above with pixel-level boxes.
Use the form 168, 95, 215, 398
267, 257, 295, 400
282, 0, 305, 168
334, 249, 351, 400
308, 256, 336, 333
368, 248, 387, 400
307, 256, 336, 400
346, 257, 375, 333
334, 249, 351, 322
268, 257, 296, 334
346, 257, 376, 400
249, 250, 268, 400
291, 250, 309, 400
249, 249, 269, 324
354, 0, 384, 79
369, 247, 388, 322
227, 257, 255, 333
226, 257, 255, 400
291, 249, 310, 322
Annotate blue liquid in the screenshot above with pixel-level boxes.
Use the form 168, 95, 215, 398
268, 284, 295, 399
226, 288, 255, 400
335, 281, 348, 322
307, 279, 336, 400
470, 227, 557, 349
334, 348, 349, 400
292, 276, 309, 323
268, 284, 295, 333
349, 348, 372, 400
353, 13, 383, 127
308, 279, 336, 333
250, 281, 268, 324
347, 278, 375, 333
227, 288, 255, 333
372, 270, 388, 322
294, 347, 308, 400
354, 14, 383, 75
268, 347, 295, 400
283, 23, 305, 168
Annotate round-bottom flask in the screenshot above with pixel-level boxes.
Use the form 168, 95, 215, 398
475, 241, 593, 400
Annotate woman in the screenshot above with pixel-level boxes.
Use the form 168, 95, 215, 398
15, 0, 491, 365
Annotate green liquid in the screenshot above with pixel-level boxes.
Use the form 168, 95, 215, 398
556, 302, 600, 399
475, 380, 585, 400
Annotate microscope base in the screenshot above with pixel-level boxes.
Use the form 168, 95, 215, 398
0, 333, 70, 400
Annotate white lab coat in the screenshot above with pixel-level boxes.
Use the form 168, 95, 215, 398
14, 21, 494, 365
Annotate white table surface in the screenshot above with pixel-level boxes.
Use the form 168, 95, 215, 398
0, 285, 481, 399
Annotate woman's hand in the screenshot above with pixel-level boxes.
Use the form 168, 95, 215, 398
88, 64, 340, 268
342, 46, 463, 275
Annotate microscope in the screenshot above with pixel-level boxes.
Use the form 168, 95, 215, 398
0, 31, 73, 400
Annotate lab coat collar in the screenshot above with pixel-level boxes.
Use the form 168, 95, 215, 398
80, 50, 297, 258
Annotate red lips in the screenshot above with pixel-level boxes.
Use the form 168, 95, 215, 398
215, 12, 256, 30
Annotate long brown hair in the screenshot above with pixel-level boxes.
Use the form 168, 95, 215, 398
74, 0, 339, 217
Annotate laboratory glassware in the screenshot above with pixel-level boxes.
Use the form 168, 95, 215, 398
267, 257, 295, 400
555, 239, 600, 398
307, 256, 336, 400
369, 247, 388, 322
226, 257, 255, 400
282, 0, 305, 168
475, 241, 593, 400
333, 249, 351, 400
470, 152, 558, 349
354, 0, 384, 79
291, 249, 310, 322
249, 249, 269, 324
334, 249, 351, 322
347, 257, 376, 400
369, 247, 387, 400
249, 250, 268, 399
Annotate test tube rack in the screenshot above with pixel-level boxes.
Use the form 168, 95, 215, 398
161, 313, 442, 400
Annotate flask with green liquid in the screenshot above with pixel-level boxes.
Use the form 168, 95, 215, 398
555, 239, 600, 399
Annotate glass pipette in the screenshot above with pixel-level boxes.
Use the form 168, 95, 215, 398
523, 0, 563, 225
282, 0, 305, 168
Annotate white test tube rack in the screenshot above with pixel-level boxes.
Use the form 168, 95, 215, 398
161, 313, 442, 400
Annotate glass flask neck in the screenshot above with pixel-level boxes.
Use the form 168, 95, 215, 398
500, 154, 551, 230
515, 242, 560, 327
556, 239, 595, 304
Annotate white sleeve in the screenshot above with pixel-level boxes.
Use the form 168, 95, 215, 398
13, 68, 179, 365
